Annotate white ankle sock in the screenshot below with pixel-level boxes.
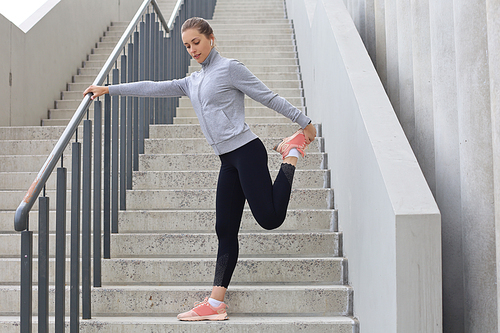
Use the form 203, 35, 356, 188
208, 298, 223, 307
285, 148, 301, 159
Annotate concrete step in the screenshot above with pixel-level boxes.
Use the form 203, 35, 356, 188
91, 285, 353, 316
0, 155, 72, 172
0, 189, 72, 211
0, 231, 340, 258
216, 38, 295, 47
0, 208, 335, 234
100, 257, 347, 285
0, 210, 72, 233
117, 209, 335, 233
0, 316, 359, 332
210, 26, 293, 33
126, 187, 333, 210
216, 45, 297, 54
209, 20, 291, 27
111, 231, 340, 257
0, 140, 72, 156
148, 123, 316, 139
0, 123, 314, 142
138, 152, 327, 171
0, 171, 69, 190
0, 126, 70, 140
143, 137, 322, 154
0, 285, 353, 317
132, 169, 330, 189
0, 257, 346, 285
42, 118, 70, 126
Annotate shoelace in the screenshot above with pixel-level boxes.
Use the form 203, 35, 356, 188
192, 299, 229, 311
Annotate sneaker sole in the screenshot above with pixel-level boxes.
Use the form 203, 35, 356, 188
178, 313, 228, 321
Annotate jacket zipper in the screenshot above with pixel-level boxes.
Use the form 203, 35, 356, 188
197, 69, 215, 146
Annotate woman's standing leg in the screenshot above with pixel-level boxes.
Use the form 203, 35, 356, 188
211, 157, 246, 300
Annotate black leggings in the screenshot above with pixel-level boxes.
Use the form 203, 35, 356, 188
213, 138, 296, 288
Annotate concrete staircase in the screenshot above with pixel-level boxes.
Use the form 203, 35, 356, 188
41, 0, 176, 126
0, 0, 358, 331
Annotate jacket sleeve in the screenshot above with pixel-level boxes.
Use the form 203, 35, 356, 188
228, 60, 311, 129
108, 77, 190, 98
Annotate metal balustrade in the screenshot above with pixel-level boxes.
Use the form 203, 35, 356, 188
13, 0, 216, 331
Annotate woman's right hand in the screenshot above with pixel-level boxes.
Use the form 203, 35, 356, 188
83, 85, 109, 100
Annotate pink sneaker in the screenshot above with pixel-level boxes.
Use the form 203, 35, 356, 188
273, 129, 309, 159
177, 297, 228, 321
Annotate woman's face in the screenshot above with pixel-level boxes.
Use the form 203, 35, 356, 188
182, 28, 214, 63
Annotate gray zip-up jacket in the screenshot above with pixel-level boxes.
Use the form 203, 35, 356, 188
108, 49, 311, 155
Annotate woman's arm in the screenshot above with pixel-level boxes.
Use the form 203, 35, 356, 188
228, 60, 315, 142
84, 78, 190, 100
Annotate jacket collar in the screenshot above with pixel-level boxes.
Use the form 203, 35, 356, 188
201, 48, 219, 69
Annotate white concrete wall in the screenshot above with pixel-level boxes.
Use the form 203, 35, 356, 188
286, 0, 442, 332
343, 0, 500, 331
0, 0, 141, 126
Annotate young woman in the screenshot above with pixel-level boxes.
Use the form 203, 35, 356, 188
84, 17, 317, 321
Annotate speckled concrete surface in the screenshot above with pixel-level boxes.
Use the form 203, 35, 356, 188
117, 209, 335, 232
126, 188, 333, 210
110, 232, 341, 257
144, 137, 323, 154
132, 170, 330, 189
139, 152, 327, 171
100, 257, 347, 285
90, 285, 352, 316
0, 316, 358, 333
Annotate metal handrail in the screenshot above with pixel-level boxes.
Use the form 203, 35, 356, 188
14, 0, 171, 232
168, 0, 184, 30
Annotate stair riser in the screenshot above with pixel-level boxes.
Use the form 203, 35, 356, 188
216, 39, 295, 47
0, 232, 340, 258
0, 209, 334, 233
0, 320, 357, 333
111, 232, 340, 257
0, 137, 320, 157
0, 189, 102, 211
144, 138, 321, 154
93, 287, 353, 316
0, 258, 345, 285
0, 156, 70, 172
117, 209, 334, 233
78, 320, 357, 333
139, 153, 327, 171
149, 123, 312, 139
132, 170, 330, 189
126, 188, 333, 210
100, 258, 346, 285
0, 286, 352, 316
0, 172, 68, 191
0, 127, 70, 141
0, 141, 72, 156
